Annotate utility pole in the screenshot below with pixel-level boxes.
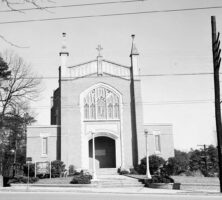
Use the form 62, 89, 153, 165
211, 16, 222, 193
197, 144, 209, 177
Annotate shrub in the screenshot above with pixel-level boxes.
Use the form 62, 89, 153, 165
137, 155, 165, 175
145, 175, 174, 186
70, 174, 92, 184
51, 160, 66, 178
165, 150, 189, 175
8, 175, 39, 184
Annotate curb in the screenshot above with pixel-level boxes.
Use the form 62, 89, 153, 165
0, 186, 221, 196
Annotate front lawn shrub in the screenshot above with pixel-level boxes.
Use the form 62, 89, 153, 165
137, 155, 165, 175
51, 160, 66, 178
8, 175, 39, 184
70, 174, 92, 184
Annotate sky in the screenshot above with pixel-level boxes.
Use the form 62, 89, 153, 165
0, 0, 222, 150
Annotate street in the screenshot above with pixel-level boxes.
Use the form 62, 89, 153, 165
0, 192, 221, 200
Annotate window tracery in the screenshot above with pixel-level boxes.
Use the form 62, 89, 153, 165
83, 86, 120, 120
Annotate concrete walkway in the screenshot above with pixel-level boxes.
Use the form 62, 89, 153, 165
0, 185, 221, 196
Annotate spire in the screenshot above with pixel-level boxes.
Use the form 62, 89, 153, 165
130, 34, 139, 56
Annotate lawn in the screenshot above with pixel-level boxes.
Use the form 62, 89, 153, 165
34, 176, 73, 184
33, 175, 220, 192
171, 176, 219, 184
126, 174, 220, 192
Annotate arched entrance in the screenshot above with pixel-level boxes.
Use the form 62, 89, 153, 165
89, 136, 116, 168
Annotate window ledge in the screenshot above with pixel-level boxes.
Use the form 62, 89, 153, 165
84, 119, 120, 122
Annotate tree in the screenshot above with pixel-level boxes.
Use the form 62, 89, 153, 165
205, 145, 218, 176
0, 51, 41, 175
0, 56, 11, 79
189, 145, 219, 177
1, 0, 52, 11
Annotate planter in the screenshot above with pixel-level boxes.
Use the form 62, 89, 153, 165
146, 182, 181, 190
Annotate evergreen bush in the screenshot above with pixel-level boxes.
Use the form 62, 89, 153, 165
137, 155, 165, 175
70, 174, 92, 184
51, 160, 66, 177
8, 175, 39, 184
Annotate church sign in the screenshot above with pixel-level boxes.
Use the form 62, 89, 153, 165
35, 161, 51, 176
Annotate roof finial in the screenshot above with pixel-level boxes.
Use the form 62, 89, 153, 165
61, 32, 67, 51
96, 45, 103, 57
130, 34, 139, 55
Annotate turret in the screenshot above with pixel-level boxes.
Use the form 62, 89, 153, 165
130, 35, 139, 79
59, 33, 69, 77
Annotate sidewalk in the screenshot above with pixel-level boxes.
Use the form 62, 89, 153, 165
0, 184, 221, 196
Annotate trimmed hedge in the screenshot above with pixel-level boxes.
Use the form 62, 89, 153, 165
146, 175, 174, 184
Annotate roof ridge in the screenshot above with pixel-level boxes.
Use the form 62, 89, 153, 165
103, 59, 130, 68
68, 59, 96, 68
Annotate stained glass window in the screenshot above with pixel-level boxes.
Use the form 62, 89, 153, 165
84, 103, 89, 119
83, 86, 120, 120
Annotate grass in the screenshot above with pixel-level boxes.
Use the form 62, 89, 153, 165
34, 176, 73, 184
126, 174, 220, 192
171, 176, 219, 184
32, 174, 220, 192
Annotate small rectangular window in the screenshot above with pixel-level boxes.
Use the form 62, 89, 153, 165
155, 135, 161, 152
42, 137, 48, 155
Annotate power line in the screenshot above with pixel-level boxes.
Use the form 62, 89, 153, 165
4, 72, 214, 80
0, 0, 148, 13
1, 5, 222, 25
30, 99, 214, 109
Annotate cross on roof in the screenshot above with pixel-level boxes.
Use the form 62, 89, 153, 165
96, 45, 103, 57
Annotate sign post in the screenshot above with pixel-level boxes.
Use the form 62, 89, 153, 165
26, 157, 32, 190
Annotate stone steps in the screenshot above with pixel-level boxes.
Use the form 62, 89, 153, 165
90, 168, 144, 188
92, 174, 144, 188
97, 168, 118, 175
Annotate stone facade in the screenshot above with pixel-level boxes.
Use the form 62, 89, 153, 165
27, 37, 174, 170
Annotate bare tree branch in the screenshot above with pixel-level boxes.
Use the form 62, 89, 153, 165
0, 0, 54, 47
0, 34, 29, 49
0, 51, 42, 117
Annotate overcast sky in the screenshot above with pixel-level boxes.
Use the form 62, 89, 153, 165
1, 0, 222, 150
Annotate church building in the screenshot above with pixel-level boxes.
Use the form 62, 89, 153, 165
27, 34, 174, 171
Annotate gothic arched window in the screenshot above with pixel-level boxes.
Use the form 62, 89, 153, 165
108, 103, 113, 119
114, 103, 119, 119
83, 86, 120, 120
90, 104, 95, 119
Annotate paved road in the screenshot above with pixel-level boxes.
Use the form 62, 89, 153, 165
0, 192, 222, 200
